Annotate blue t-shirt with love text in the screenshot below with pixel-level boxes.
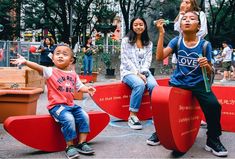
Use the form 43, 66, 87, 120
168, 36, 212, 87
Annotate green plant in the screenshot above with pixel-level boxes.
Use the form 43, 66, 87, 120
101, 52, 112, 69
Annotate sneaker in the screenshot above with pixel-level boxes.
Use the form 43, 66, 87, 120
76, 142, 94, 155
205, 137, 228, 157
220, 79, 227, 83
200, 120, 207, 128
65, 145, 80, 159
146, 132, 160, 146
128, 116, 143, 130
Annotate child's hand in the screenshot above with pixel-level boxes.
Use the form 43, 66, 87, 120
40, 47, 45, 52
87, 86, 96, 96
155, 19, 165, 34
198, 57, 209, 67
10, 54, 27, 66
138, 73, 147, 84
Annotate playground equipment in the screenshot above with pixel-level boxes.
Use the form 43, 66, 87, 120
4, 111, 110, 152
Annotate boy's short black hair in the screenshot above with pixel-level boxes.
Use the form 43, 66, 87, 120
222, 41, 228, 44
56, 43, 74, 58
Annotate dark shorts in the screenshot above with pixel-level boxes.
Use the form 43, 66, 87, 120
222, 61, 231, 71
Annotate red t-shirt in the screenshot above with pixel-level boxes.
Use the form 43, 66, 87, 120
43, 67, 84, 109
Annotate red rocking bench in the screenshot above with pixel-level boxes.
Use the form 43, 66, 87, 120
4, 111, 110, 152
151, 84, 235, 153
91, 78, 173, 121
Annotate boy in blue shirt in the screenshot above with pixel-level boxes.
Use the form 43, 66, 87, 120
150, 11, 228, 157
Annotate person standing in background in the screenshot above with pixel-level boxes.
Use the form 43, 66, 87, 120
174, 0, 208, 38
82, 36, 96, 75
218, 41, 233, 82
37, 36, 56, 67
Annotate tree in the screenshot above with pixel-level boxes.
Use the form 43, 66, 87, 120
0, 0, 20, 40
118, 0, 153, 35
206, 0, 235, 47
22, 0, 103, 44
147, 0, 179, 45
73, 0, 101, 45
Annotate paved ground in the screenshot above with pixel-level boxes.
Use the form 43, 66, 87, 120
1, 74, 235, 159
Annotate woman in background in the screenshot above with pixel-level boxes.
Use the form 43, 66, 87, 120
82, 37, 96, 75
37, 36, 56, 67
174, 0, 208, 38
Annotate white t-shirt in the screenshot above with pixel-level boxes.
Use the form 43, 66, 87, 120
222, 46, 232, 62
171, 54, 177, 64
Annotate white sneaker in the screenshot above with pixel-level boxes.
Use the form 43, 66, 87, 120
220, 79, 227, 83
128, 116, 142, 130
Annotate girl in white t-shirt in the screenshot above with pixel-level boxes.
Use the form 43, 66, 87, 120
174, 0, 208, 38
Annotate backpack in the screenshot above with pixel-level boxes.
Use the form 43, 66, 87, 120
176, 36, 215, 85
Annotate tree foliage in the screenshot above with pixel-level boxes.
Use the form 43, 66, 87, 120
21, 0, 102, 44
1, 0, 235, 47
0, 0, 19, 40
117, 0, 153, 35
206, 0, 235, 47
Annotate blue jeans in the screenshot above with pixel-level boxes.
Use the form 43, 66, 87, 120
122, 71, 158, 112
83, 55, 93, 75
49, 104, 90, 142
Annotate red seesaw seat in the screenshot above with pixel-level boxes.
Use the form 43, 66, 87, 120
151, 85, 235, 153
92, 77, 235, 132
91, 78, 170, 121
211, 85, 235, 132
151, 86, 202, 153
4, 111, 110, 152
92, 82, 152, 120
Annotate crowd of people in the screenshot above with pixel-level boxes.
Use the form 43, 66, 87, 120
8, 0, 234, 158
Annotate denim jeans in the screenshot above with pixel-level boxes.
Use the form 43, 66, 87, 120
83, 55, 93, 75
49, 104, 90, 142
122, 71, 158, 112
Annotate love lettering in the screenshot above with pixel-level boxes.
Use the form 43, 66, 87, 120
178, 55, 198, 67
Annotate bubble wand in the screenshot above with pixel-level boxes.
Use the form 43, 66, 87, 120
199, 55, 211, 92
153, 20, 174, 25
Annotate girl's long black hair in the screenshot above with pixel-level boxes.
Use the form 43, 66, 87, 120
126, 17, 150, 46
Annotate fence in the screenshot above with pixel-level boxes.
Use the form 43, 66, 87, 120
0, 41, 41, 67
0, 41, 171, 77
74, 44, 121, 74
